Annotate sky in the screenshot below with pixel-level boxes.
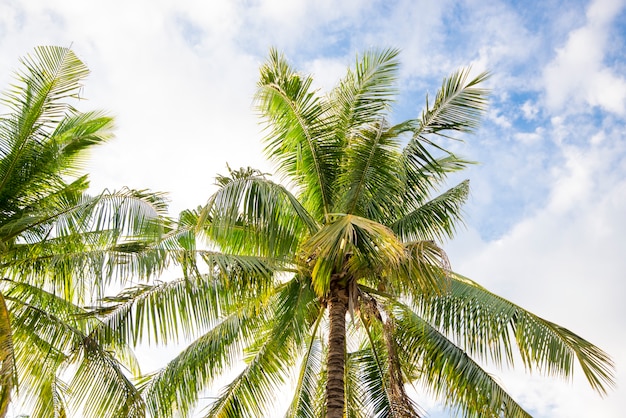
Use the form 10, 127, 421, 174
1, 0, 625, 416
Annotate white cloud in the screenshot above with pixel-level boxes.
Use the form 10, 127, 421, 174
521, 100, 539, 120
543, 0, 626, 115
488, 107, 513, 128
513, 127, 544, 145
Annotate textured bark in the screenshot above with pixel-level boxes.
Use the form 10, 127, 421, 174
0, 292, 14, 418
325, 282, 349, 418
384, 319, 422, 418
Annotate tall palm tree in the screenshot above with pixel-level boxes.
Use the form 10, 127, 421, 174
100, 48, 614, 417
0, 46, 171, 417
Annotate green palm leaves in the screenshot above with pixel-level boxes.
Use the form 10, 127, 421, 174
0, 46, 170, 417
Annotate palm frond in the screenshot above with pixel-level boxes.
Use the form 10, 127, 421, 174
67, 339, 145, 418
355, 310, 392, 418
95, 255, 274, 347
416, 69, 490, 139
390, 180, 470, 242
255, 48, 338, 218
4, 280, 142, 418
330, 48, 400, 145
0, 46, 92, 199
141, 311, 259, 418
344, 349, 368, 418
200, 170, 316, 258
335, 120, 405, 221
285, 331, 325, 418
399, 69, 487, 208
49, 110, 115, 175
392, 302, 532, 418
2, 188, 170, 303
418, 274, 616, 395
303, 215, 404, 297
206, 278, 319, 418
380, 240, 450, 300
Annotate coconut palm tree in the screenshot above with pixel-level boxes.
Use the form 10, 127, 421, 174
100, 48, 614, 417
0, 46, 171, 417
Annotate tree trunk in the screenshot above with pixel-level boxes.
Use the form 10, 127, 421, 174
325, 282, 348, 418
383, 318, 422, 418
0, 291, 15, 418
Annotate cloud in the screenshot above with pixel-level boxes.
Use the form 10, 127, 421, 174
513, 127, 544, 145
447, 118, 626, 417
543, 0, 626, 115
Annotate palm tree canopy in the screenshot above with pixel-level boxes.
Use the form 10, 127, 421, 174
99, 47, 614, 418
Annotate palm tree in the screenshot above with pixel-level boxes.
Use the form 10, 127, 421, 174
100, 48, 614, 417
0, 46, 171, 417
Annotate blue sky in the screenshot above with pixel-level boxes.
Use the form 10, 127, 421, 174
1, 0, 625, 416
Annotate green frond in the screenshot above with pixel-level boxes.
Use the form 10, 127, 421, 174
357, 299, 424, 418
1, 46, 88, 137
67, 339, 145, 418
3, 280, 142, 418
344, 350, 368, 418
200, 171, 316, 257
206, 278, 319, 418
368, 240, 451, 303
335, 119, 405, 221
285, 332, 325, 418
1, 188, 170, 304
398, 68, 488, 209
419, 273, 616, 396
96, 258, 274, 347
50, 110, 115, 172
330, 48, 400, 144
391, 180, 470, 242
141, 311, 259, 418
401, 144, 473, 210
392, 302, 532, 418
0, 46, 173, 417
0, 46, 93, 208
355, 311, 393, 418
303, 214, 404, 297
416, 69, 490, 138
255, 48, 338, 218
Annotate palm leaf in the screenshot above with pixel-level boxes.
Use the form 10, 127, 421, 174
418, 274, 615, 395
0, 46, 93, 199
285, 330, 325, 418
335, 120, 405, 221
206, 278, 319, 417
199, 170, 316, 258
390, 180, 470, 242
4, 280, 142, 418
415, 69, 490, 139
141, 311, 259, 418
67, 339, 145, 418
392, 302, 532, 418
303, 215, 404, 297
255, 48, 338, 218
399, 69, 488, 207
95, 254, 274, 347
331, 48, 400, 138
